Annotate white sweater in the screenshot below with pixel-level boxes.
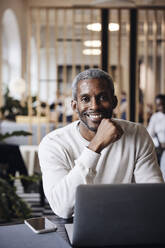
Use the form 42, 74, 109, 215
39, 119, 163, 218
147, 112, 165, 179
147, 112, 165, 146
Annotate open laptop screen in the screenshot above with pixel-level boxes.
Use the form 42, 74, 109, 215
67, 184, 165, 247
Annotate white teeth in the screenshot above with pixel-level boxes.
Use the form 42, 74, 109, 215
89, 114, 102, 118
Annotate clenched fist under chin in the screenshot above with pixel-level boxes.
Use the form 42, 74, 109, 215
88, 119, 123, 154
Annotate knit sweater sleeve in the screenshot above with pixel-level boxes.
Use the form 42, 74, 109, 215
38, 135, 100, 219
134, 124, 163, 183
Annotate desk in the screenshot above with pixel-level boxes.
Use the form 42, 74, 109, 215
0, 215, 72, 248
1, 215, 165, 248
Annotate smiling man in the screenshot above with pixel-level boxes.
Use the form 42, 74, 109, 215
39, 68, 163, 219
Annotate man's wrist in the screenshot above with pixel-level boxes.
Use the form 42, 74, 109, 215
87, 142, 103, 154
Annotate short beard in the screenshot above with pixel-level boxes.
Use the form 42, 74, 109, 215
77, 109, 113, 132
78, 110, 97, 132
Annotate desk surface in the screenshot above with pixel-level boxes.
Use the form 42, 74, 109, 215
0, 215, 72, 248
1, 215, 165, 248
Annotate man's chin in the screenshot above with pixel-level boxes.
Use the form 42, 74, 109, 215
80, 119, 99, 133
87, 126, 98, 132
85, 121, 101, 132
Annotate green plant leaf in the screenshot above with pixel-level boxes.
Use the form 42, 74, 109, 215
0, 178, 31, 223
0, 131, 32, 141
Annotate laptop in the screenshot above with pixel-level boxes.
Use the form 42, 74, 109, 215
65, 183, 165, 247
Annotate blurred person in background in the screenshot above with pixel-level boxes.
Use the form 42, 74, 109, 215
147, 94, 165, 180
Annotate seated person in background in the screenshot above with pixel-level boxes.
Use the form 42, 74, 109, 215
120, 91, 127, 120
39, 68, 163, 219
64, 94, 73, 123
0, 143, 29, 192
147, 94, 165, 180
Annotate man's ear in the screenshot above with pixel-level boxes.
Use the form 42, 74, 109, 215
112, 95, 118, 109
71, 99, 78, 113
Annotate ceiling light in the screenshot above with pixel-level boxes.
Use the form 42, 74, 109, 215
87, 23, 101, 31
84, 40, 101, 47
86, 22, 119, 32
83, 49, 101, 55
9, 78, 26, 99
109, 23, 119, 31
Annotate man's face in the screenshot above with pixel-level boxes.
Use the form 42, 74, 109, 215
156, 98, 165, 113
72, 78, 116, 138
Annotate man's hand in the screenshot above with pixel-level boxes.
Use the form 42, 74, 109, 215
88, 119, 123, 153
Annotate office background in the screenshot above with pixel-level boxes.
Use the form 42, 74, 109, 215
0, 0, 165, 145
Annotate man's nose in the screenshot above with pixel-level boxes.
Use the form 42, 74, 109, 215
90, 97, 99, 110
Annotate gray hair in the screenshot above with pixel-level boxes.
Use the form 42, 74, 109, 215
72, 68, 115, 100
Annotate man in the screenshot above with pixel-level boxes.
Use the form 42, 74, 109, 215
147, 94, 165, 179
39, 68, 163, 219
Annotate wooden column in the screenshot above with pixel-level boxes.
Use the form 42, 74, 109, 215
36, 8, 41, 144
143, 10, 149, 126
27, 8, 33, 144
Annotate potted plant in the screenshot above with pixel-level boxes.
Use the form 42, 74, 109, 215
0, 129, 33, 224
0, 178, 31, 224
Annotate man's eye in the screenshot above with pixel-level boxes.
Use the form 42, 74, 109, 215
99, 95, 108, 101
81, 96, 90, 102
